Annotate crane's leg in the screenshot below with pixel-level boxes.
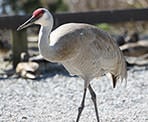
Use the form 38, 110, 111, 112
88, 84, 100, 122
76, 88, 87, 122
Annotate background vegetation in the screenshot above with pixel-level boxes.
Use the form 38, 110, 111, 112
0, 0, 148, 14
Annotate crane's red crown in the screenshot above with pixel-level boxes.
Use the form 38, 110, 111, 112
33, 9, 45, 18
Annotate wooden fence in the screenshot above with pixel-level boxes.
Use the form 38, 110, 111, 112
0, 8, 148, 68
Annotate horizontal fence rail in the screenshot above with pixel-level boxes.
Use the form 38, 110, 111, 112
0, 8, 148, 68
54, 8, 148, 27
0, 8, 148, 30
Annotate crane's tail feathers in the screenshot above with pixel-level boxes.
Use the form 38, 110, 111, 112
112, 55, 127, 88
111, 73, 127, 88
120, 55, 127, 86
111, 74, 117, 88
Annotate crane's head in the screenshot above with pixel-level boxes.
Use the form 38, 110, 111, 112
17, 8, 53, 31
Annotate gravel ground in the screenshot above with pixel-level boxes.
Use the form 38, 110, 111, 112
0, 65, 148, 122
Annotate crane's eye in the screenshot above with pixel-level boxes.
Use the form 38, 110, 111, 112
33, 9, 45, 19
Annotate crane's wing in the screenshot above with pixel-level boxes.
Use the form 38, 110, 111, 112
90, 27, 127, 87
50, 23, 127, 87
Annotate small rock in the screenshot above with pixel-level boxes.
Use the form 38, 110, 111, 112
22, 116, 27, 120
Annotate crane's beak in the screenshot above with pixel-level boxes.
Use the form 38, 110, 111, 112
17, 16, 36, 31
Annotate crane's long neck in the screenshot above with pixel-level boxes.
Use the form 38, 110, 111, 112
38, 25, 55, 62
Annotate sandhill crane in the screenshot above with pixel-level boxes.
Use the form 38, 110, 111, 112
17, 8, 127, 122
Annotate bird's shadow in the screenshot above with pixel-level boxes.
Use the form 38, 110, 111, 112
0, 63, 77, 81
31, 65, 78, 81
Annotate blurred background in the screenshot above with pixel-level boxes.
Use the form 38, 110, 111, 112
0, 0, 148, 79
0, 0, 148, 13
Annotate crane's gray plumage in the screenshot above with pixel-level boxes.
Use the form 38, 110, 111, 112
17, 8, 127, 122
49, 23, 127, 87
